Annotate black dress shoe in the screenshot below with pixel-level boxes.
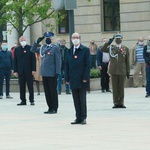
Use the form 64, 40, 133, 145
17, 102, 26, 106
44, 110, 51, 114
145, 94, 150, 98
44, 110, 57, 114
112, 105, 119, 108
101, 90, 105, 93
81, 119, 86, 125
71, 120, 81, 125
66, 92, 71, 94
106, 89, 112, 92
58, 92, 61, 95
30, 102, 35, 105
48, 110, 57, 114
119, 105, 126, 108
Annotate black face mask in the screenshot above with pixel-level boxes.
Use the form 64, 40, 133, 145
60, 45, 65, 49
45, 38, 51, 44
115, 39, 122, 44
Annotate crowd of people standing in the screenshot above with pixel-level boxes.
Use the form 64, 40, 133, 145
0, 32, 150, 124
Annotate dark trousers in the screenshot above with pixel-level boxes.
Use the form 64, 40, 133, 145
72, 87, 87, 121
0, 69, 11, 96
57, 69, 70, 93
43, 76, 58, 111
101, 62, 110, 90
146, 66, 150, 95
90, 55, 96, 69
111, 75, 125, 105
18, 74, 34, 103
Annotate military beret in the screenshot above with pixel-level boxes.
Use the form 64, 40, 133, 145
115, 34, 123, 39
44, 32, 54, 37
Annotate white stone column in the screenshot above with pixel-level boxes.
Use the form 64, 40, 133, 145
7, 23, 18, 50
7, 23, 31, 49
23, 26, 31, 45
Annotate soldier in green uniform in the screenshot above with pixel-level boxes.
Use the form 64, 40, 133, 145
101, 34, 130, 108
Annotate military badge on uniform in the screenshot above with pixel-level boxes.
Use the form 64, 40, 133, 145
24, 50, 26, 53
120, 47, 126, 57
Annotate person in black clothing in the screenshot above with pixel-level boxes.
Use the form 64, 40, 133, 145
14, 36, 36, 106
97, 38, 111, 93
143, 36, 150, 98
65, 32, 90, 125
57, 39, 71, 95
0, 42, 13, 99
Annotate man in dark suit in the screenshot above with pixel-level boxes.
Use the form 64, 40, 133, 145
30, 32, 61, 114
97, 38, 111, 93
14, 36, 36, 106
65, 32, 90, 125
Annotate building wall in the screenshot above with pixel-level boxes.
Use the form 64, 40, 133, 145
120, 0, 150, 47
30, 0, 150, 50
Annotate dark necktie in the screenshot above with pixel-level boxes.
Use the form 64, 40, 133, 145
73, 48, 77, 54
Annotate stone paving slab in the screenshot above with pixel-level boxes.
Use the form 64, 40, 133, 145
0, 87, 150, 150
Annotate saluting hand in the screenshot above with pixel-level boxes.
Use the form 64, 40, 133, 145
37, 36, 45, 43
108, 35, 115, 45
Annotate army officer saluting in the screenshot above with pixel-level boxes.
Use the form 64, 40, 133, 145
100, 34, 130, 108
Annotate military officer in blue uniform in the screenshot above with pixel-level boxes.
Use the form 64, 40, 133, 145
30, 32, 61, 114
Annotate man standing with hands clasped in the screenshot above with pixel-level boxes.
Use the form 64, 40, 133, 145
65, 32, 90, 125
101, 34, 130, 109
14, 36, 36, 106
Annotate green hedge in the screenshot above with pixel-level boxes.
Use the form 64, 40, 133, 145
10, 69, 100, 79
10, 75, 18, 79
90, 68, 100, 78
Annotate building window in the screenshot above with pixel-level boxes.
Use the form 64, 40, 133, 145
58, 9, 69, 34
103, 0, 120, 31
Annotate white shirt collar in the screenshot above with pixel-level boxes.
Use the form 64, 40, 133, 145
74, 44, 80, 50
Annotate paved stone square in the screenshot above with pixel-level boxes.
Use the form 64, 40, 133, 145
1, 87, 150, 150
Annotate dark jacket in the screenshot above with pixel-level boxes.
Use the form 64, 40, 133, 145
65, 44, 90, 89
96, 46, 103, 67
59, 45, 68, 70
14, 45, 36, 75
0, 50, 13, 70
143, 45, 150, 65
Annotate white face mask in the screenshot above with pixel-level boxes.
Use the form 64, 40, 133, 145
1, 45, 8, 51
20, 41, 27, 47
72, 39, 80, 45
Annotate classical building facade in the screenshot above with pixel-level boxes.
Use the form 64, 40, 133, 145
6, 0, 150, 49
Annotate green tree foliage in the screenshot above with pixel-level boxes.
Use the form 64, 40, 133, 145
0, 0, 91, 37
0, 0, 58, 37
